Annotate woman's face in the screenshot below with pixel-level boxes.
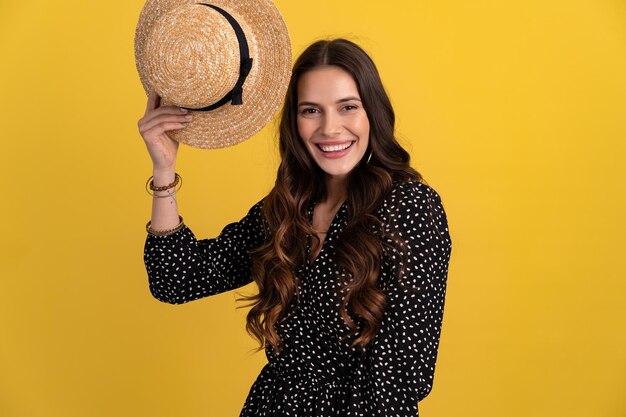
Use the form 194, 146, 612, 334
296, 66, 370, 181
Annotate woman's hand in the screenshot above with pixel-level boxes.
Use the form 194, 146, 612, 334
137, 90, 192, 172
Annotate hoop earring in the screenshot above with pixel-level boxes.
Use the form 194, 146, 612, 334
366, 150, 372, 164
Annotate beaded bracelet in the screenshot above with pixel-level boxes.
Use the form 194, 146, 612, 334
146, 215, 185, 236
145, 173, 182, 196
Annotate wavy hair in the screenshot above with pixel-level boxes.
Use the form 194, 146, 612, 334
236, 38, 423, 356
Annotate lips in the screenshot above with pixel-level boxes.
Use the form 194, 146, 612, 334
316, 141, 355, 153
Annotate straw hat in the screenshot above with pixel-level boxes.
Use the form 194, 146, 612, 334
134, 0, 292, 149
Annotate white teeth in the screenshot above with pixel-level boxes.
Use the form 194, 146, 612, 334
319, 142, 352, 152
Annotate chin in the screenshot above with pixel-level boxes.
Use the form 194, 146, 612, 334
316, 160, 361, 178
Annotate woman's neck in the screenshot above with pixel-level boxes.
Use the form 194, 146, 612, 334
323, 175, 348, 207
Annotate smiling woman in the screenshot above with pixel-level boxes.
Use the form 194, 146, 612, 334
142, 38, 452, 417
297, 66, 370, 178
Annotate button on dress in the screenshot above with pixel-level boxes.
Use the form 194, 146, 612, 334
143, 180, 452, 417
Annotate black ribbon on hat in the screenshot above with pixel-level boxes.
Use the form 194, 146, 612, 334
181, 3, 253, 111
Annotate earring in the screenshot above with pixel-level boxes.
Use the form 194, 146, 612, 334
366, 150, 372, 164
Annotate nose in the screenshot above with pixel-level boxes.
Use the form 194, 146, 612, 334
319, 111, 342, 137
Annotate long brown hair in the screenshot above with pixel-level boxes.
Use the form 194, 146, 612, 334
236, 38, 423, 356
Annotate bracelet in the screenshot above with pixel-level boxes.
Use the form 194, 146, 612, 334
146, 215, 185, 236
146, 173, 182, 196
152, 191, 177, 199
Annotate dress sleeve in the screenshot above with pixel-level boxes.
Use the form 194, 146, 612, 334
143, 198, 267, 304
367, 181, 452, 416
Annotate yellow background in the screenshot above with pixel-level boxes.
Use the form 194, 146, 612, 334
1, 0, 625, 416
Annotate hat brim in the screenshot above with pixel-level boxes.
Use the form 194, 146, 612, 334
134, 0, 292, 149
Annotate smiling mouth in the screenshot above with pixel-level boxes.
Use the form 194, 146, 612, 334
317, 141, 356, 153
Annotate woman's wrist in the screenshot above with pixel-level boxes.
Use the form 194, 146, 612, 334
152, 167, 176, 187
148, 169, 181, 233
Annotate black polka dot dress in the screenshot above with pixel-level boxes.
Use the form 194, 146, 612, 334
144, 180, 452, 417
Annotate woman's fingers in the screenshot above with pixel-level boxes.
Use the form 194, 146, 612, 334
152, 105, 189, 119
143, 121, 190, 139
139, 111, 192, 137
139, 96, 189, 131
145, 89, 158, 113
138, 90, 186, 169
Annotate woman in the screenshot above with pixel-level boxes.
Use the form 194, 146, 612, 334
139, 38, 452, 417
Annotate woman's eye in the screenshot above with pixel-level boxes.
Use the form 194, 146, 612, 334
300, 106, 357, 115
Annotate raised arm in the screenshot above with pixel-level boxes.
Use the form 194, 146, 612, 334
137, 90, 269, 304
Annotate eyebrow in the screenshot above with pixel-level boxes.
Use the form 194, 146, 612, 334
297, 96, 362, 107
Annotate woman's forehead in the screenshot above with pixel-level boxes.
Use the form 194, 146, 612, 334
297, 66, 360, 103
